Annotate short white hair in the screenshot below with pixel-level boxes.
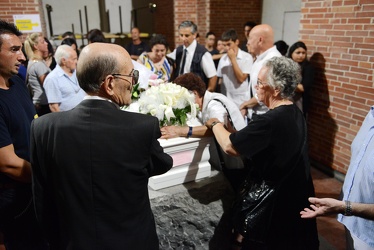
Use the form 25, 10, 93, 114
54, 45, 74, 65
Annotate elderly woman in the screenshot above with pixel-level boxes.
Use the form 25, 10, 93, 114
160, 73, 247, 191
137, 34, 172, 81
206, 57, 319, 249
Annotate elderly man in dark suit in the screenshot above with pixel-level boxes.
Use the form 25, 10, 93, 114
30, 42, 173, 249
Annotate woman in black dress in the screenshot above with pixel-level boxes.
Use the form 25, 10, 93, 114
206, 56, 319, 250
288, 41, 315, 117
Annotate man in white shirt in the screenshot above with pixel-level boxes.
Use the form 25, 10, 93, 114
44, 45, 86, 112
168, 21, 217, 92
239, 24, 281, 119
217, 29, 253, 109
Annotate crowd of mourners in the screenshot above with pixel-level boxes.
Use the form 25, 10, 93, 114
1, 17, 373, 250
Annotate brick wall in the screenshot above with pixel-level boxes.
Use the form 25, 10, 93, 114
197, 0, 209, 45
210, 0, 262, 45
300, 0, 374, 174
152, 0, 175, 50
172, 0, 198, 49
0, 0, 47, 37
153, 0, 262, 50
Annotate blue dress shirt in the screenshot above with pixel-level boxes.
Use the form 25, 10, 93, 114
337, 106, 374, 247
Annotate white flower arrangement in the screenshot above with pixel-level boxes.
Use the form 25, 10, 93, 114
148, 74, 165, 87
130, 75, 164, 101
136, 82, 198, 126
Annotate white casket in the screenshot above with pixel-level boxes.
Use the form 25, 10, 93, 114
148, 137, 212, 190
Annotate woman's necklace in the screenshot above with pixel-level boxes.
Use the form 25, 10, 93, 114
31, 56, 44, 64
31, 58, 40, 63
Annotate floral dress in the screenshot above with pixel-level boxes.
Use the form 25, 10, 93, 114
138, 53, 172, 82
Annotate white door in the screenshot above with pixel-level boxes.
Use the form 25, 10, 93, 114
283, 11, 301, 46
262, 0, 302, 47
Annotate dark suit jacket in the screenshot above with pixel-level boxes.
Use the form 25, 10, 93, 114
30, 99, 173, 250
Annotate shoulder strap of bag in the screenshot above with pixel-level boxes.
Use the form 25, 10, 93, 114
210, 98, 239, 169
212, 98, 235, 130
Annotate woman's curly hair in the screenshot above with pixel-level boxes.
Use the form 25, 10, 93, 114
264, 56, 301, 100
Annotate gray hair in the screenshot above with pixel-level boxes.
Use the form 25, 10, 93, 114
54, 45, 73, 65
76, 49, 120, 93
264, 56, 301, 100
178, 21, 198, 34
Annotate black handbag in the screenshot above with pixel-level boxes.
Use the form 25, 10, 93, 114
232, 179, 276, 243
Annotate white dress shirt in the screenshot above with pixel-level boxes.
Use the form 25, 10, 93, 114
167, 40, 217, 79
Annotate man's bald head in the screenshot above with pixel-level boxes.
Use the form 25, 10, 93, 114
77, 43, 132, 94
247, 24, 275, 56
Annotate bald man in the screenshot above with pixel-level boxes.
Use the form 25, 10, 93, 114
30, 43, 173, 249
239, 24, 282, 119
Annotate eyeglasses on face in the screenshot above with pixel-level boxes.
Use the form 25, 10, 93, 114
257, 79, 268, 88
112, 69, 139, 87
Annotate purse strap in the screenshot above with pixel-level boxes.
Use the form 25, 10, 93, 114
209, 98, 236, 170
212, 98, 235, 130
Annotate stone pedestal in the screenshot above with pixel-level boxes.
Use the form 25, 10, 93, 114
150, 171, 235, 250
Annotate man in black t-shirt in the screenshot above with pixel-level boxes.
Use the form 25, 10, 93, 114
205, 31, 222, 69
0, 20, 48, 249
125, 27, 150, 60
240, 21, 257, 53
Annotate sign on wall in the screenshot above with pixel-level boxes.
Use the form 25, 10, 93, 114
13, 14, 42, 33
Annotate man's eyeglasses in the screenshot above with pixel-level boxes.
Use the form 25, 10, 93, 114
112, 69, 139, 87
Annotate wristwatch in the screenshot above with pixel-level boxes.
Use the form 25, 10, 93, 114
186, 126, 193, 138
344, 200, 353, 216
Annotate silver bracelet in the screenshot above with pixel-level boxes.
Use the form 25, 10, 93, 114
210, 121, 220, 129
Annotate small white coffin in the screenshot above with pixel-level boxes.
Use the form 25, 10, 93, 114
148, 137, 212, 190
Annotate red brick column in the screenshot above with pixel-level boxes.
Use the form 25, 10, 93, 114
0, 0, 46, 38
